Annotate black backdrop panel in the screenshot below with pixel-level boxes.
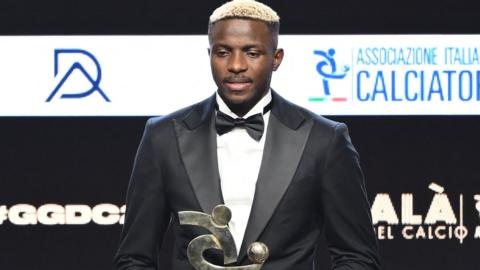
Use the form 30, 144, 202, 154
1, 0, 480, 269
1, 117, 479, 269
0, 0, 479, 34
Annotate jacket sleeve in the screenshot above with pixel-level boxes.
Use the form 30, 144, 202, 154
114, 118, 171, 270
320, 123, 381, 270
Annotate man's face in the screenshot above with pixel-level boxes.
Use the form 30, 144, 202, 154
209, 19, 283, 116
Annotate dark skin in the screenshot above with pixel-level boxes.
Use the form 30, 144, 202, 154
208, 19, 284, 117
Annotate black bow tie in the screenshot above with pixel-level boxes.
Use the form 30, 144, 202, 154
215, 102, 272, 141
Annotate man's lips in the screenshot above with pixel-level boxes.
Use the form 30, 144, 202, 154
224, 81, 252, 91
224, 78, 252, 91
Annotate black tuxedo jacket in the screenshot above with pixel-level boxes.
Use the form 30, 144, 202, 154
114, 91, 380, 270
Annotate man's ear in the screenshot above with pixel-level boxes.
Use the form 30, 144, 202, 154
273, 48, 284, 71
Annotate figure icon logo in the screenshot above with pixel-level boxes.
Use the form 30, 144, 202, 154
311, 48, 350, 102
46, 49, 110, 102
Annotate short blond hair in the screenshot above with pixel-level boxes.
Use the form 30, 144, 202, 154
208, 0, 280, 48
209, 0, 280, 24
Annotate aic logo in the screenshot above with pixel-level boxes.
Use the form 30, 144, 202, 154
46, 49, 110, 102
310, 48, 350, 102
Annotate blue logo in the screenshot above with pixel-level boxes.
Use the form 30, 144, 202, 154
46, 49, 110, 102
312, 49, 350, 101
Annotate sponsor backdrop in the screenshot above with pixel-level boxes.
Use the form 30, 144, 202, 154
0, 1, 479, 270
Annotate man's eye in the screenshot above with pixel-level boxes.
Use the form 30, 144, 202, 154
215, 50, 229, 57
246, 51, 261, 58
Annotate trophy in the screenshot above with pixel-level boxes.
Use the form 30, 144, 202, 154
179, 205, 269, 270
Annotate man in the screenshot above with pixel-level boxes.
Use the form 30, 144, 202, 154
114, 0, 381, 269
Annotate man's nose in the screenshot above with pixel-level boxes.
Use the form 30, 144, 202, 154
227, 52, 247, 73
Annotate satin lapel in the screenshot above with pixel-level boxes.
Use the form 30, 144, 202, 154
238, 94, 313, 261
174, 96, 224, 214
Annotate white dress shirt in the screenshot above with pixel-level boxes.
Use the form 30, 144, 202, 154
216, 90, 271, 253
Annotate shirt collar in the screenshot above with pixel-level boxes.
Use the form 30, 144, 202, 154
216, 89, 272, 119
